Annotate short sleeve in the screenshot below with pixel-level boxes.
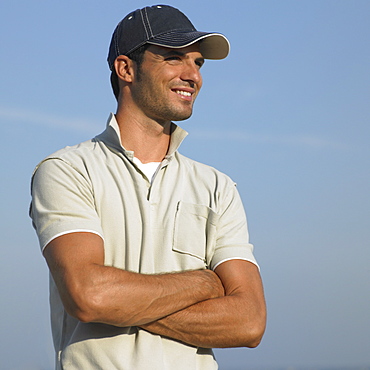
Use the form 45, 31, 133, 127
210, 182, 258, 270
30, 158, 104, 251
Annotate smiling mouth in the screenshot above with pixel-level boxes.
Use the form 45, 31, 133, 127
174, 90, 192, 97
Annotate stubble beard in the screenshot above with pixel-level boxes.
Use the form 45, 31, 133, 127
133, 69, 195, 123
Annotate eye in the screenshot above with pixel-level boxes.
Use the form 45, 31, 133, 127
165, 56, 182, 62
195, 60, 204, 69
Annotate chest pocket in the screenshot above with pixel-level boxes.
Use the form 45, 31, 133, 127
172, 201, 219, 268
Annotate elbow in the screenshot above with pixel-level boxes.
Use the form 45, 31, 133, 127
61, 285, 105, 324
242, 324, 265, 348
220, 321, 265, 349
70, 305, 96, 324
245, 330, 264, 348
240, 315, 266, 348
63, 298, 96, 324
62, 286, 133, 326
244, 302, 267, 348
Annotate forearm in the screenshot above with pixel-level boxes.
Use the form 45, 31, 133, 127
78, 266, 224, 327
139, 260, 266, 348
44, 233, 224, 328
140, 294, 263, 348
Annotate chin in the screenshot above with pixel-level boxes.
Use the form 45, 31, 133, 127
172, 108, 193, 122
172, 114, 192, 122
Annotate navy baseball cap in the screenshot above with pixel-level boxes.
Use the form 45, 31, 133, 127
107, 5, 230, 70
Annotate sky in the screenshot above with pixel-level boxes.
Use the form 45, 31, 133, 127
1, 0, 369, 369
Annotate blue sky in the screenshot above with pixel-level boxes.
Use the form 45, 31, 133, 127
1, 1, 369, 369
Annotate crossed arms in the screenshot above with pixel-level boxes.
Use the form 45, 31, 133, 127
44, 231, 266, 349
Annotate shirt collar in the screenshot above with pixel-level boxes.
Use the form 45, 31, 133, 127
96, 113, 188, 161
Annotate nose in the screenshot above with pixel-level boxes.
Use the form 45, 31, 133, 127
180, 60, 202, 87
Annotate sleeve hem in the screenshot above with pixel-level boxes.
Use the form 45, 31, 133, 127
212, 257, 260, 271
41, 229, 104, 252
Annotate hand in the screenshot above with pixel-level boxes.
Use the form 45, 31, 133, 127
200, 269, 225, 299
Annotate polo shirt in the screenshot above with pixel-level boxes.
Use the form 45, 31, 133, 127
30, 113, 258, 370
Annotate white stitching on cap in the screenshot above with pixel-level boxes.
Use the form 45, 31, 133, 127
143, 7, 153, 38
140, 8, 150, 38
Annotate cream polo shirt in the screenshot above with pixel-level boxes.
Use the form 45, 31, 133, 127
30, 113, 258, 370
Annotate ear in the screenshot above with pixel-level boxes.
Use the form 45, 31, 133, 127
114, 55, 135, 83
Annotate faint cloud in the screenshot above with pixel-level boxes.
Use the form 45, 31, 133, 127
0, 106, 101, 134
190, 129, 348, 150
0, 106, 347, 151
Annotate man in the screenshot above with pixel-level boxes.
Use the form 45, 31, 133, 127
30, 5, 266, 370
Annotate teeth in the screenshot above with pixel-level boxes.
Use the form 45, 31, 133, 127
175, 90, 191, 97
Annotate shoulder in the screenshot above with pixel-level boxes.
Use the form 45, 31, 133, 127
33, 138, 101, 177
176, 152, 236, 188
44, 137, 98, 163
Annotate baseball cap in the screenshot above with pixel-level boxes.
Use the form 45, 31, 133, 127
107, 4, 230, 70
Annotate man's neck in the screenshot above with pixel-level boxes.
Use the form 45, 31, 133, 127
115, 109, 172, 164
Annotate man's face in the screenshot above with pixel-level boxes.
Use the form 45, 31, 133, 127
130, 44, 204, 123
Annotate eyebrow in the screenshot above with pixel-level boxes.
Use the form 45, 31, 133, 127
162, 50, 185, 57
161, 50, 205, 65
